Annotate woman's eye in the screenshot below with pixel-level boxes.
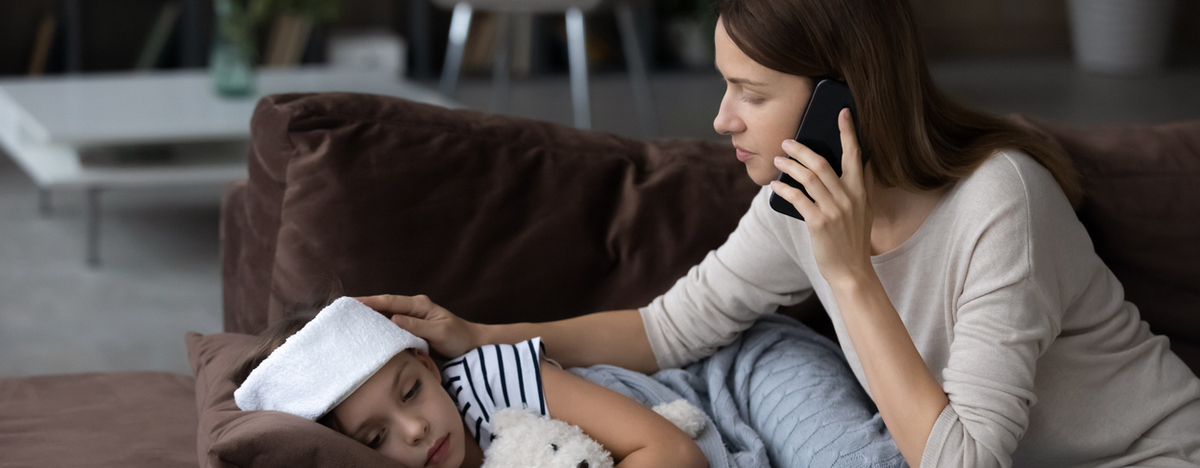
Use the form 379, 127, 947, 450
742, 96, 764, 105
368, 433, 383, 449
403, 380, 421, 402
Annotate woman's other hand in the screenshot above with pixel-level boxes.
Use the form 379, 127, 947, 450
355, 294, 481, 359
769, 108, 874, 289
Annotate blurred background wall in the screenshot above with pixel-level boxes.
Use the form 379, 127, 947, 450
1, 0, 1197, 78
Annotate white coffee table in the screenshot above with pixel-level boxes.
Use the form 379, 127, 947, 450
0, 67, 459, 265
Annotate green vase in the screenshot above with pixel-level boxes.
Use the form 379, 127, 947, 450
210, 0, 257, 97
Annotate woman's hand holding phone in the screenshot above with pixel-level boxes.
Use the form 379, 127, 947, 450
770, 108, 875, 289
355, 294, 482, 358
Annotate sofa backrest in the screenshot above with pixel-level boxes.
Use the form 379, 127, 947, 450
221, 92, 759, 335
220, 93, 1199, 372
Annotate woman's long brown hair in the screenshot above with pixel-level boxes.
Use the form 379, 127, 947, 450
717, 0, 1082, 206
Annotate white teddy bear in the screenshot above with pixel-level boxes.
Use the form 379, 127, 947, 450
481, 399, 707, 468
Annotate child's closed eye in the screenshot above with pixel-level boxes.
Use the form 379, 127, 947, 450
363, 380, 422, 449
403, 379, 421, 402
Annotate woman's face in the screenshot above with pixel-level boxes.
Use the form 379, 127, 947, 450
328, 350, 465, 468
713, 17, 815, 186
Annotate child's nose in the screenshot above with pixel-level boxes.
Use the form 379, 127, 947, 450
396, 415, 429, 445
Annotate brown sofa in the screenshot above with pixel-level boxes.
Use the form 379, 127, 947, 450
1, 92, 1196, 467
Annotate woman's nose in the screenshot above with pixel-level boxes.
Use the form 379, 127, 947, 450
713, 94, 742, 136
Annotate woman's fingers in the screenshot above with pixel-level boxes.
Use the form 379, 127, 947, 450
354, 294, 407, 314
390, 313, 429, 336
838, 108, 865, 194
355, 294, 435, 319
770, 176, 817, 220
783, 139, 849, 206
774, 150, 835, 215
359, 294, 439, 338
363, 294, 479, 357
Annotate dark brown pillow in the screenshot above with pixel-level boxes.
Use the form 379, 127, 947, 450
223, 93, 758, 336
185, 332, 397, 468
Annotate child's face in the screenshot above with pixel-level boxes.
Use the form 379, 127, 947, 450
327, 349, 465, 468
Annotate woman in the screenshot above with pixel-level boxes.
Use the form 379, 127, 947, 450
361, 0, 1200, 466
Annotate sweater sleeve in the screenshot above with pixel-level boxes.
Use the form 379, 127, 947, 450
639, 187, 815, 370
921, 153, 1071, 468
920, 277, 1055, 468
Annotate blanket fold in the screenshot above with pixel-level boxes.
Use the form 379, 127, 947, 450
571, 314, 907, 468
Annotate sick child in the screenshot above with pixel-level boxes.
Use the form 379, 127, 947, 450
229, 297, 706, 468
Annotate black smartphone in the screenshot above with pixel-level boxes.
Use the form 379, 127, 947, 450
768, 79, 864, 221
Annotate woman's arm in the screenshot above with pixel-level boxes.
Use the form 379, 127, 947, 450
356, 295, 659, 373
360, 182, 810, 375
482, 309, 659, 374
770, 109, 949, 466
540, 359, 708, 468
829, 273, 949, 466
770, 110, 1074, 467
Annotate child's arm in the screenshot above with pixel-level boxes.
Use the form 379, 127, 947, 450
540, 360, 708, 468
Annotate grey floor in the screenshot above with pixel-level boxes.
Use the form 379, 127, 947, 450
1, 58, 1198, 378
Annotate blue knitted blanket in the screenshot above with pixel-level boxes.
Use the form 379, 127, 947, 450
570, 314, 908, 468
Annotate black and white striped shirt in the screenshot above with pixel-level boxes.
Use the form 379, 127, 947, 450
440, 337, 549, 450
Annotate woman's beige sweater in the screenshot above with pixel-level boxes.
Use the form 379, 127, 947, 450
639, 150, 1200, 467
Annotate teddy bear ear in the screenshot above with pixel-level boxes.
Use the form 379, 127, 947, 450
652, 399, 707, 439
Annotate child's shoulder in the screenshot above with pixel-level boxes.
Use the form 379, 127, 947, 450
442, 337, 552, 449
442, 337, 546, 370
441, 337, 550, 414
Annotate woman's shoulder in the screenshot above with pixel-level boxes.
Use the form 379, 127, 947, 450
959, 149, 1061, 201
948, 149, 1072, 217
943, 149, 1087, 260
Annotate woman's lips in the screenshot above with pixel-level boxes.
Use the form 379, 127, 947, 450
425, 435, 449, 466
735, 146, 755, 162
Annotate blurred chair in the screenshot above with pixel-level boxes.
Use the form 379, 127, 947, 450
434, 0, 657, 135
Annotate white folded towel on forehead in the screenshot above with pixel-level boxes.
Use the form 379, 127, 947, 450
234, 296, 429, 420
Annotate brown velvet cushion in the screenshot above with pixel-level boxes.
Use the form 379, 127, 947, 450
222, 92, 759, 336
0, 372, 197, 468
185, 331, 398, 468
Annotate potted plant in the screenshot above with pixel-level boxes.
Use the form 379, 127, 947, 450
210, 0, 339, 97
1068, 0, 1179, 76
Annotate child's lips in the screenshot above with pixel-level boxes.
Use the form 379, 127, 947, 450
425, 434, 449, 466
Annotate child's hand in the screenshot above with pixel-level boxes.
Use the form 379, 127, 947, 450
355, 294, 481, 358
